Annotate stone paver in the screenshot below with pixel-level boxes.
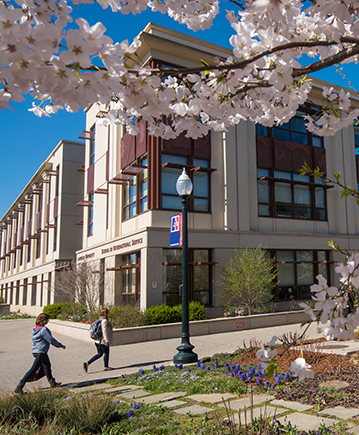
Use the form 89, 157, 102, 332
270, 399, 313, 412
140, 392, 187, 404
218, 394, 273, 411
117, 389, 150, 399
100, 385, 141, 394
67, 383, 112, 394
173, 404, 213, 415
277, 412, 337, 432
187, 393, 236, 404
159, 400, 188, 408
348, 425, 359, 434
320, 407, 359, 420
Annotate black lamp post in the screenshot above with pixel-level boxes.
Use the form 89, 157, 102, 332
173, 168, 198, 364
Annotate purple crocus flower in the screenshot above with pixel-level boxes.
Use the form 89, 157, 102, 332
128, 410, 134, 418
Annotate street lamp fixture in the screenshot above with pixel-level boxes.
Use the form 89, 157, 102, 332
173, 168, 198, 364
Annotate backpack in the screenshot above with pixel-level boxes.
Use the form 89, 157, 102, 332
90, 319, 103, 340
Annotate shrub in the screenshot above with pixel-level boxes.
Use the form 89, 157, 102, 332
42, 303, 65, 319
188, 301, 206, 321
0, 296, 4, 304
144, 302, 205, 325
57, 302, 87, 321
144, 304, 181, 325
109, 305, 147, 328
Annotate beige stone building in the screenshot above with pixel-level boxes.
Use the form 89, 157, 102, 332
75, 23, 359, 317
0, 140, 84, 315
2, 23, 359, 316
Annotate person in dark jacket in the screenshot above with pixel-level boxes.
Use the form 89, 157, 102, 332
14, 312, 66, 394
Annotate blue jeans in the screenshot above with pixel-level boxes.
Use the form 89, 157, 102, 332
88, 343, 110, 368
20, 353, 54, 385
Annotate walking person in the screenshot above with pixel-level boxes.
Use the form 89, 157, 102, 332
83, 308, 114, 372
14, 313, 66, 394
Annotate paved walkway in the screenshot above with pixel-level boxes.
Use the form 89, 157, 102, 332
1, 318, 358, 392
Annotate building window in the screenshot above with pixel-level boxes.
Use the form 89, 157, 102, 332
55, 165, 60, 197
271, 250, 331, 300
121, 252, 140, 305
257, 168, 327, 220
53, 217, 58, 252
123, 155, 148, 220
88, 193, 94, 236
162, 248, 213, 306
161, 155, 211, 212
90, 124, 95, 166
256, 105, 327, 221
36, 237, 41, 259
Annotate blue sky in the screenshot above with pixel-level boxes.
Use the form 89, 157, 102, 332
0, 5, 358, 218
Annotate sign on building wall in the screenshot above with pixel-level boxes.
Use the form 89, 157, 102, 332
169, 214, 182, 248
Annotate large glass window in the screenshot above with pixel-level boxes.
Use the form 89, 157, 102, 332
162, 248, 213, 306
256, 104, 327, 221
271, 112, 323, 148
272, 250, 330, 300
161, 154, 211, 212
88, 193, 94, 237
89, 124, 95, 165
121, 252, 140, 305
123, 155, 148, 220
257, 169, 327, 220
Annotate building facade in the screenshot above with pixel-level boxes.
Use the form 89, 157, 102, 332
2, 24, 359, 317
0, 140, 84, 315
75, 23, 359, 317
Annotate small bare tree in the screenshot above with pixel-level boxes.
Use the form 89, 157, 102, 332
54, 261, 105, 312
217, 246, 277, 316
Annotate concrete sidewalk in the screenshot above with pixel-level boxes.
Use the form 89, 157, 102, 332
1, 318, 358, 393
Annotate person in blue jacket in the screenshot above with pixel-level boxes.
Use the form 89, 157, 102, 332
14, 312, 66, 394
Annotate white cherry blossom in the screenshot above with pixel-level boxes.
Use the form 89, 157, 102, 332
290, 358, 314, 381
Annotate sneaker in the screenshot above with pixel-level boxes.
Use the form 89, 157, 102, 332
83, 362, 88, 373
104, 367, 114, 371
14, 383, 24, 394
49, 380, 62, 388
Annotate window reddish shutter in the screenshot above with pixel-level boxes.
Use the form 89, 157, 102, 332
121, 134, 135, 169
274, 139, 294, 171
136, 120, 147, 158
36, 211, 42, 231
54, 196, 59, 218
313, 148, 326, 174
106, 150, 109, 181
290, 142, 311, 173
87, 164, 94, 194
256, 136, 272, 169
27, 219, 32, 238
162, 133, 191, 155
46, 203, 50, 224
193, 133, 211, 159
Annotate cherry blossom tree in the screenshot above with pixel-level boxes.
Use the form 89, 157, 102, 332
4, 0, 359, 378
2, 0, 359, 139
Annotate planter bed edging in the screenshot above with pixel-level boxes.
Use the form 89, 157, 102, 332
49, 310, 312, 346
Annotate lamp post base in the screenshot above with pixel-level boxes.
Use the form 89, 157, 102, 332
173, 342, 198, 364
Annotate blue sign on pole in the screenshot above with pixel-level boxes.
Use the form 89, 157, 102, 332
169, 214, 182, 247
